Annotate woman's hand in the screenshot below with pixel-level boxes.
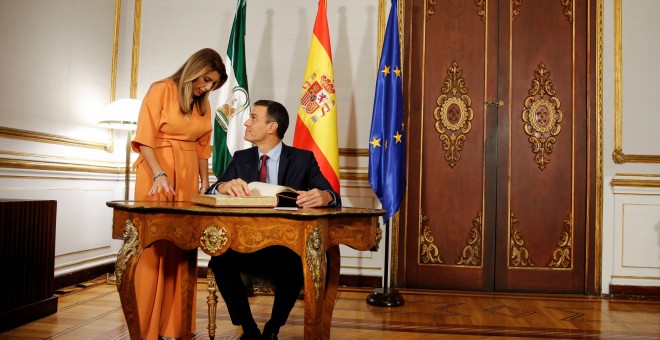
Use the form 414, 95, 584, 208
148, 175, 176, 198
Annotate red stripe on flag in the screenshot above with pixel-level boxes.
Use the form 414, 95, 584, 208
293, 116, 340, 193
313, 0, 332, 61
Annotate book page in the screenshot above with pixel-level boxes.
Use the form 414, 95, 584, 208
247, 182, 296, 197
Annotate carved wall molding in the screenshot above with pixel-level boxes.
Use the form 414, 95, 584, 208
546, 214, 573, 268
522, 63, 563, 170
456, 212, 483, 266
512, 0, 523, 21
115, 219, 139, 288
433, 61, 474, 168
426, 0, 437, 21
509, 212, 535, 267
419, 212, 445, 264
612, 0, 660, 164
561, 0, 574, 22
475, 0, 486, 22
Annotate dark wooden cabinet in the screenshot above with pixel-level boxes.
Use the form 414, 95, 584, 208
0, 199, 58, 332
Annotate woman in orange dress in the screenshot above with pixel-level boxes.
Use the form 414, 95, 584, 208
130, 48, 227, 339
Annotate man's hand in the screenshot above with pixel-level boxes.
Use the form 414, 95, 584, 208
296, 188, 332, 207
217, 179, 252, 197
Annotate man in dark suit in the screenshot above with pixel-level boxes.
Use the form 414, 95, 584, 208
206, 99, 340, 340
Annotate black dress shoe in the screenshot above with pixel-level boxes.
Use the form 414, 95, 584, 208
239, 330, 261, 340
261, 332, 278, 340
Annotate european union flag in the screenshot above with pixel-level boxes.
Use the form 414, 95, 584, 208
369, 0, 405, 221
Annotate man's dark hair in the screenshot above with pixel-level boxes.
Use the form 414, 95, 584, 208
254, 99, 289, 139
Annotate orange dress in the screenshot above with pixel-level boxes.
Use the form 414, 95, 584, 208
131, 79, 212, 339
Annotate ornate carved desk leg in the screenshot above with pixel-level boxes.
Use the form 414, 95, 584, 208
115, 219, 142, 340
303, 226, 327, 340
206, 267, 218, 340
322, 245, 340, 340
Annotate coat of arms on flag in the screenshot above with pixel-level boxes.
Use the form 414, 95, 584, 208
300, 73, 335, 123
216, 86, 249, 131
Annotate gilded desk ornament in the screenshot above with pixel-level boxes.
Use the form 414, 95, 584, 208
200, 224, 228, 254
206, 267, 218, 339
546, 214, 572, 268
434, 61, 474, 168
374, 223, 383, 251
509, 212, 535, 267
305, 227, 325, 303
456, 213, 483, 266
522, 63, 563, 170
419, 212, 445, 264
115, 219, 139, 288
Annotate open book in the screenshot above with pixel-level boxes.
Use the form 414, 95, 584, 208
192, 182, 299, 208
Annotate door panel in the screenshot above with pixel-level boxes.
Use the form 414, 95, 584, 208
495, 0, 588, 292
401, 0, 593, 293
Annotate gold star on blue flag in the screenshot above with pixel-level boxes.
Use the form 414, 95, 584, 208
369, 0, 406, 221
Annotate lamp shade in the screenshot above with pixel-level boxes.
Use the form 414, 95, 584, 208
98, 98, 142, 130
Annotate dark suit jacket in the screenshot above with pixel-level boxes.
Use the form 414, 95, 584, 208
209, 144, 341, 207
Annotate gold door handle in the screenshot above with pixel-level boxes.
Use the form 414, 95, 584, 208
485, 99, 504, 107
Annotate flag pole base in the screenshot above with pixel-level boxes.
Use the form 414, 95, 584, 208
366, 287, 404, 307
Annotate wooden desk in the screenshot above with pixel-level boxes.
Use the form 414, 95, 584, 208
107, 200, 384, 340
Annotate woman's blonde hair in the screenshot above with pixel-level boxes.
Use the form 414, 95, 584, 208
169, 48, 228, 116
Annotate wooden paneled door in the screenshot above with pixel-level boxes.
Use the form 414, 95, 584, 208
398, 0, 597, 293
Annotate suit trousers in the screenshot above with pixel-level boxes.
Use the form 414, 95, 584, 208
209, 246, 304, 329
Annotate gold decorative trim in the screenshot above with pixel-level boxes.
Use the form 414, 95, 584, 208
610, 179, 660, 188
509, 212, 535, 267
612, 0, 660, 164
372, 223, 383, 251
561, 0, 574, 23
305, 227, 325, 303
522, 63, 563, 170
475, 0, 486, 22
0, 157, 122, 174
115, 219, 139, 288
206, 267, 218, 339
0, 126, 113, 152
546, 214, 572, 268
377, 0, 386, 63
419, 212, 444, 264
433, 61, 474, 168
130, 0, 142, 99
339, 148, 369, 158
339, 173, 368, 181
595, 0, 604, 294
456, 212, 482, 266
200, 224, 228, 255
512, 0, 523, 21
110, 0, 120, 102
426, 0, 437, 21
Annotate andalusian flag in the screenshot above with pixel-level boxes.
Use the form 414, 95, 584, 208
293, 0, 340, 193
212, 0, 251, 177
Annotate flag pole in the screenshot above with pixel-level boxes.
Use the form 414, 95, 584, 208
367, 218, 403, 307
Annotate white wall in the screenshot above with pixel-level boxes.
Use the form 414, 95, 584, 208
601, 0, 660, 293
0, 0, 384, 280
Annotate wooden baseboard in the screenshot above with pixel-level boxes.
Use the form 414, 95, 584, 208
54, 263, 381, 291
608, 285, 660, 300
54, 263, 115, 291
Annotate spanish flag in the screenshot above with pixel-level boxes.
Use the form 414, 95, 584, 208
293, 0, 340, 193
